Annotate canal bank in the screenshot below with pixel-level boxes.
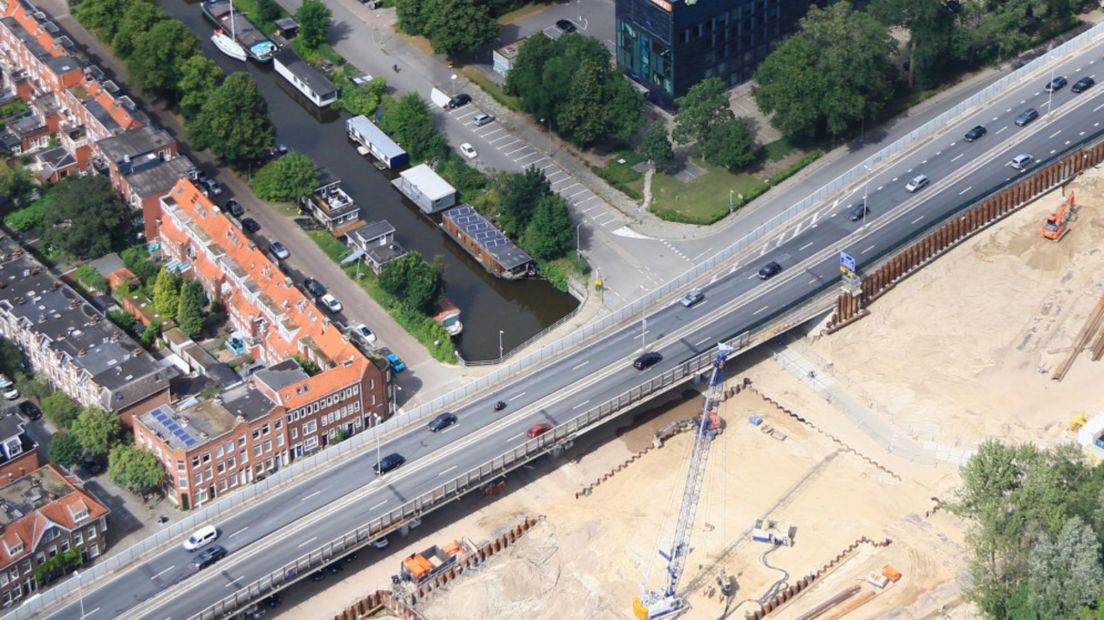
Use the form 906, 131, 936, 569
158, 0, 578, 361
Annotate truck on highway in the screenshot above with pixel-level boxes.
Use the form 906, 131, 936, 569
399, 540, 470, 584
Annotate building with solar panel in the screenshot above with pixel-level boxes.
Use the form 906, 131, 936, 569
441, 205, 534, 279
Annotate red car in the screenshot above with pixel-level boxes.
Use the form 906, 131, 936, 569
527, 423, 552, 439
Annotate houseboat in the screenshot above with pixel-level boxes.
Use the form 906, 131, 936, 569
273, 48, 338, 108
201, 0, 277, 62
440, 205, 534, 280
298, 168, 361, 234
433, 298, 463, 336
347, 115, 408, 169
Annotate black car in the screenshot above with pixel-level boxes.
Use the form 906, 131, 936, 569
633, 352, 663, 370
18, 400, 41, 421
1044, 76, 1067, 92
241, 218, 261, 233
373, 452, 406, 475
758, 261, 783, 280
1015, 108, 1039, 127
1073, 77, 1096, 93
427, 412, 458, 432
848, 200, 868, 222
303, 277, 326, 297
446, 94, 471, 109
555, 19, 577, 32
225, 199, 244, 218
963, 125, 986, 142
193, 544, 227, 569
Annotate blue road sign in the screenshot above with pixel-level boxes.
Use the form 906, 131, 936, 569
839, 251, 856, 272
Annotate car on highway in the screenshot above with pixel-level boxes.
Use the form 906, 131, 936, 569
303, 277, 326, 297
268, 240, 290, 260
225, 199, 244, 218
1010, 153, 1034, 170
382, 349, 406, 373
963, 125, 987, 142
446, 94, 471, 109
193, 544, 227, 569
182, 525, 219, 551
348, 323, 377, 346
373, 452, 405, 475
680, 290, 704, 307
555, 19, 577, 32
757, 261, 783, 280
1044, 76, 1067, 92
527, 423, 553, 439
633, 351, 663, 370
18, 400, 41, 421
427, 412, 458, 432
320, 294, 343, 313
241, 217, 261, 233
848, 200, 868, 222
905, 174, 930, 192
1073, 77, 1096, 93
1015, 108, 1039, 126
460, 143, 478, 159
472, 113, 495, 127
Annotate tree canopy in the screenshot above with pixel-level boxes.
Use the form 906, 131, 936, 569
295, 0, 332, 50
108, 445, 165, 494
42, 176, 128, 260
47, 433, 84, 469
497, 166, 551, 238
188, 73, 276, 165
396, 0, 500, 55
41, 392, 79, 429
0, 161, 35, 209
153, 268, 181, 316
71, 407, 121, 458
521, 194, 574, 261
176, 280, 207, 339
112, 0, 166, 59
703, 119, 758, 171
178, 55, 224, 121
128, 20, 200, 103
673, 78, 734, 146
252, 151, 319, 202
640, 123, 675, 171
379, 253, 445, 315
381, 93, 450, 163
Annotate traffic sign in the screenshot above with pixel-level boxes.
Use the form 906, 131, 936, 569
839, 251, 856, 273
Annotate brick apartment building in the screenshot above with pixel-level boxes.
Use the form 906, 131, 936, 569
0, 410, 38, 487
132, 179, 391, 510
0, 465, 109, 608
0, 242, 171, 425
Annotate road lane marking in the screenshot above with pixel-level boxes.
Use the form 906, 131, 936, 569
774, 235, 785, 248
798, 241, 814, 251
996, 126, 1008, 134
860, 244, 875, 255
808, 278, 818, 285
1049, 130, 1062, 139
690, 247, 714, 262
759, 244, 769, 256
752, 305, 769, 316
369, 500, 388, 510
912, 215, 925, 224
1094, 102, 1104, 112
508, 432, 524, 442
572, 399, 591, 410
875, 186, 883, 192
150, 565, 175, 580
695, 336, 712, 346
571, 360, 590, 370
958, 186, 972, 195
747, 273, 758, 279
225, 579, 243, 588
83, 608, 100, 618
438, 465, 458, 477
510, 391, 526, 401
951, 153, 963, 162
229, 527, 248, 539
297, 536, 318, 548
300, 491, 321, 502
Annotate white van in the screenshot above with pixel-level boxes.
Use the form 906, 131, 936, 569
182, 525, 218, 551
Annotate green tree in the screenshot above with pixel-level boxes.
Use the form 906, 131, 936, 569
871, 0, 956, 89
74, 0, 132, 41
176, 280, 207, 338
107, 309, 138, 333
340, 77, 388, 117
128, 20, 199, 103
703, 119, 758, 171
72, 407, 121, 458
139, 322, 161, 349
504, 34, 560, 118
754, 3, 896, 141
1026, 516, 1104, 617
603, 76, 645, 142
395, 0, 431, 35
521, 194, 574, 261
256, 0, 282, 23
108, 445, 165, 494
252, 152, 319, 202
497, 166, 551, 237
47, 433, 84, 469
42, 176, 128, 259
555, 60, 607, 147
0, 160, 34, 207
152, 268, 181, 316
121, 246, 160, 285
41, 392, 79, 429
74, 265, 109, 293
381, 93, 449, 162
178, 55, 224, 120
378, 253, 445, 314
295, 0, 332, 49
672, 78, 734, 146
423, 0, 499, 56
4, 198, 47, 233
640, 123, 675, 170
0, 339, 22, 377
111, 0, 166, 59
188, 73, 276, 165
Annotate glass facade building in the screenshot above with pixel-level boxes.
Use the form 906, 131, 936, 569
616, 0, 812, 109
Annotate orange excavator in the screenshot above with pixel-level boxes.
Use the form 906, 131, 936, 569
1042, 192, 1075, 241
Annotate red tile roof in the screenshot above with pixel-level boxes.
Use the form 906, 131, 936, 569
0, 465, 109, 568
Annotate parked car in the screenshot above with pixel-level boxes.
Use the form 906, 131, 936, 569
3, 386, 18, 400
268, 240, 290, 260
303, 277, 326, 297
633, 351, 662, 370
193, 544, 227, 569
0, 374, 13, 389
198, 177, 223, 197
1044, 76, 1067, 92
371, 537, 390, 550
427, 412, 458, 432
963, 125, 987, 142
1073, 77, 1096, 93
757, 261, 783, 280
1015, 108, 1039, 126
373, 452, 406, 475
472, 113, 495, 127
905, 174, 930, 192
348, 323, 377, 346
527, 423, 553, 439
225, 199, 244, 218
555, 19, 577, 32
381, 348, 406, 373
18, 400, 40, 421
1010, 153, 1034, 171
241, 218, 261, 233
680, 290, 704, 307
459, 143, 478, 159
268, 144, 289, 159
848, 200, 868, 222
446, 94, 471, 109
182, 524, 219, 551
320, 294, 343, 313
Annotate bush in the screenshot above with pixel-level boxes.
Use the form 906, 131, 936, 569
121, 246, 160, 285
139, 322, 161, 349
589, 162, 642, 201
107, 309, 138, 333
74, 265, 109, 293
3, 196, 47, 232
41, 392, 79, 429
767, 150, 823, 186
47, 432, 83, 468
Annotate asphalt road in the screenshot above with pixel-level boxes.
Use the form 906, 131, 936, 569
33, 40, 1104, 620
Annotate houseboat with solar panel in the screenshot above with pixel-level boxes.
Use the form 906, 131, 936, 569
201, 0, 277, 62
440, 205, 535, 279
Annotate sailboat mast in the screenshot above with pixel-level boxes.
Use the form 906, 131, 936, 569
229, 0, 236, 38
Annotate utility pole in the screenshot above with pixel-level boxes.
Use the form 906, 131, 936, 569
372, 413, 382, 476
498, 330, 504, 360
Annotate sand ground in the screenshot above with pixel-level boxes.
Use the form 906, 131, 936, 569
276, 167, 1104, 620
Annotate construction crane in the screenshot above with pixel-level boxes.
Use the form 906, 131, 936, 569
1042, 191, 1075, 240
633, 344, 730, 620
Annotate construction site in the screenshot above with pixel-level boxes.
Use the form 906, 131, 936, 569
269, 162, 1104, 620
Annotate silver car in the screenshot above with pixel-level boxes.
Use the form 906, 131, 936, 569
905, 174, 929, 192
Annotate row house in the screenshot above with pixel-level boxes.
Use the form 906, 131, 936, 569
0, 411, 38, 487
136, 179, 391, 510
0, 240, 171, 426
0, 465, 109, 608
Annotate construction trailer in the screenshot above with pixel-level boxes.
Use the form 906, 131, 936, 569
1041, 191, 1075, 240
750, 518, 792, 546
399, 540, 469, 584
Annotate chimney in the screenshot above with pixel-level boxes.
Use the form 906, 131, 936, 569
78, 348, 86, 357
51, 281, 59, 289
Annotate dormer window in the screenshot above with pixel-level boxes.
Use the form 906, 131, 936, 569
4, 541, 23, 556
70, 505, 89, 522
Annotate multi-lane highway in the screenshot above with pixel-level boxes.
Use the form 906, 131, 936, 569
37, 42, 1104, 620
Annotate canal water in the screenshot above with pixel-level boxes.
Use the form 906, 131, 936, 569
158, 0, 578, 361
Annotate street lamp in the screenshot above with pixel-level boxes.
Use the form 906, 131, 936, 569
862, 163, 872, 227
1046, 57, 1056, 117
576, 221, 583, 253
498, 330, 504, 360
539, 117, 551, 155
450, 74, 457, 97
76, 570, 85, 619
372, 413, 382, 478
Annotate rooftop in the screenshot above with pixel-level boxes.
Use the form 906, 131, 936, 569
125, 155, 195, 198
400, 164, 455, 201
44, 55, 79, 77
253, 359, 309, 394
273, 48, 337, 99
0, 411, 23, 440
348, 220, 395, 245
0, 465, 109, 567
443, 205, 533, 271
0, 465, 79, 528
95, 126, 175, 164
137, 384, 276, 451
